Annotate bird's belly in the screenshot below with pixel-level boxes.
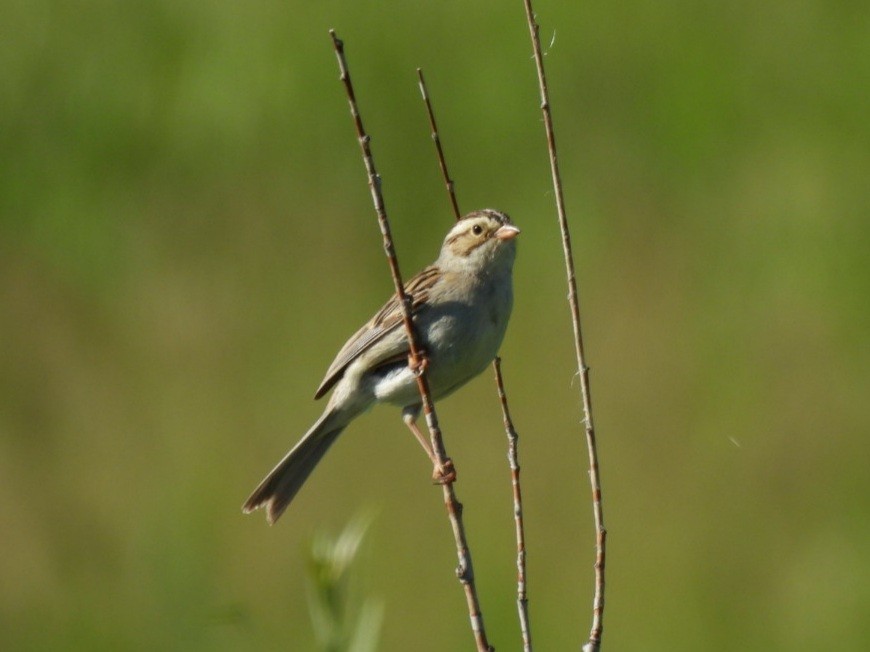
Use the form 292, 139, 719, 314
371, 325, 498, 408
420, 300, 510, 400
432, 321, 484, 367
372, 280, 512, 408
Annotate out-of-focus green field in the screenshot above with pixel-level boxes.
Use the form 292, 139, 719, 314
2, 1, 868, 650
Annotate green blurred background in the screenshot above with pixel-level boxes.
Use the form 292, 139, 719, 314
2, 1, 868, 650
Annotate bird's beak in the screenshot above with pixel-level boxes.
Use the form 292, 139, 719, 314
494, 224, 521, 240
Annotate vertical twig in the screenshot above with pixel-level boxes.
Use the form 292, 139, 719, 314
493, 358, 532, 652
416, 69, 462, 221
417, 71, 533, 651
329, 31, 492, 652
520, 3, 607, 651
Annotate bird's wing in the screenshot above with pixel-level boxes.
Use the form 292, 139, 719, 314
313, 265, 440, 399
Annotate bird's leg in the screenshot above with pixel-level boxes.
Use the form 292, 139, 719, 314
402, 407, 456, 484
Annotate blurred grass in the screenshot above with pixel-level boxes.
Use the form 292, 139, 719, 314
1, 0, 868, 650
306, 514, 382, 652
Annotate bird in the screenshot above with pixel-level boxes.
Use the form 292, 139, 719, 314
243, 208, 520, 524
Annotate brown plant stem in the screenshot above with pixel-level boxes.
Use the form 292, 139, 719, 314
329, 30, 492, 652
416, 69, 461, 221
416, 69, 533, 652
520, 3, 607, 651
493, 358, 532, 652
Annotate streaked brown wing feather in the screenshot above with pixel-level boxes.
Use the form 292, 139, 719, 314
313, 266, 440, 399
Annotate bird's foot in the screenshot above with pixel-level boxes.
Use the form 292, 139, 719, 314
432, 457, 456, 484
408, 350, 429, 377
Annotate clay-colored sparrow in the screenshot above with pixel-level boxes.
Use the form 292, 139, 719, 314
243, 209, 520, 524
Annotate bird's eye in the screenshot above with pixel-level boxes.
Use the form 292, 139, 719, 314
472, 224, 484, 236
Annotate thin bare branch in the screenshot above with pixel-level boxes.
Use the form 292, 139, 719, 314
494, 358, 532, 652
416, 69, 461, 221
520, 3, 607, 651
329, 31, 492, 652
416, 70, 534, 651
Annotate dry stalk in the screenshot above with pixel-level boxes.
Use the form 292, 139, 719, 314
493, 358, 532, 651
416, 69, 533, 652
416, 69, 462, 221
329, 30, 492, 652
520, 2, 607, 651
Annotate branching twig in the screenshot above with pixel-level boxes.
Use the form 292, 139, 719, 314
493, 358, 532, 652
329, 31, 492, 652
520, 3, 607, 651
416, 70, 533, 651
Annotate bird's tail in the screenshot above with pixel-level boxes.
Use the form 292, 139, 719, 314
242, 411, 347, 524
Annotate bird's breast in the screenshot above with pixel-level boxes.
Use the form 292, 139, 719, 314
421, 277, 513, 399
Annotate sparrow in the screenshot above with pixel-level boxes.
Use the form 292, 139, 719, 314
243, 208, 519, 524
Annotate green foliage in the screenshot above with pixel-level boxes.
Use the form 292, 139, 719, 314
307, 515, 382, 652
1, 1, 868, 650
